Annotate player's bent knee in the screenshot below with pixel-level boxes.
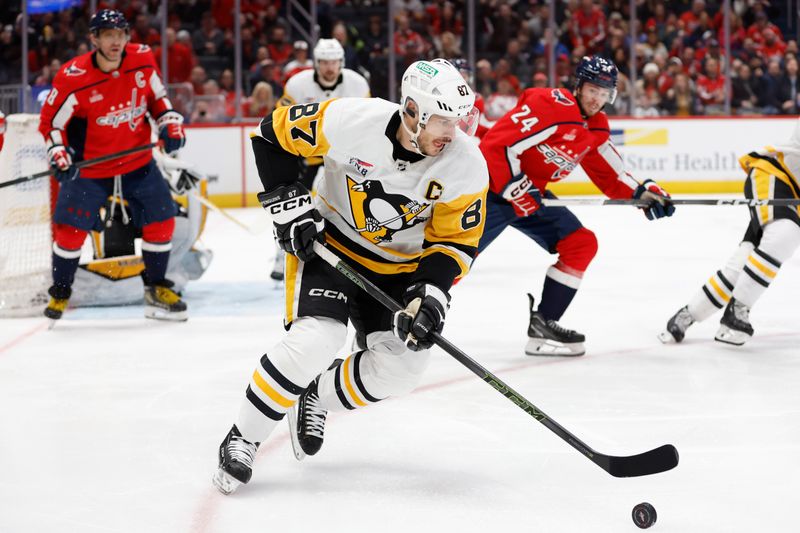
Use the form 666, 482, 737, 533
272, 316, 348, 385
556, 227, 598, 272
364, 331, 431, 397
53, 224, 88, 251
142, 218, 175, 243
761, 219, 800, 261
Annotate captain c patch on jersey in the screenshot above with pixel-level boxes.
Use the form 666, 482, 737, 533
346, 176, 429, 243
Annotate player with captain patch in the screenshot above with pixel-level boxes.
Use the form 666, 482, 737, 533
213, 59, 488, 494
38, 9, 188, 323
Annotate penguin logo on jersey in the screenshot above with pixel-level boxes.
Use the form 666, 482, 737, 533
346, 175, 430, 243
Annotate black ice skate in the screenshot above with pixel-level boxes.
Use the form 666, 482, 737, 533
287, 377, 328, 461
144, 280, 188, 321
658, 306, 695, 343
213, 424, 260, 495
525, 294, 586, 357
715, 298, 754, 346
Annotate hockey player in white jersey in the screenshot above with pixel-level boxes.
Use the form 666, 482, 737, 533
278, 38, 370, 107
213, 59, 488, 494
270, 38, 372, 281
660, 119, 800, 346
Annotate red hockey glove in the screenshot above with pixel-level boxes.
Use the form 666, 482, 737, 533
501, 173, 542, 217
633, 179, 675, 221
47, 144, 79, 182
156, 111, 186, 155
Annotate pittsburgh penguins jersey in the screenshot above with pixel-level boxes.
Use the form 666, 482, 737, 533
739, 118, 800, 198
277, 68, 371, 107
39, 43, 175, 178
479, 87, 639, 198
251, 97, 489, 290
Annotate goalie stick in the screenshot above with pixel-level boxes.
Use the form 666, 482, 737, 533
0, 142, 158, 189
542, 197, 800, 207
311, 241, 679, 478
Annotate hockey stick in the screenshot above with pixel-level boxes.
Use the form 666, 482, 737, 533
542, 198, 800, 207
311, 241, 679, 478
189, 192, 269, 235
0, 142, 159, 189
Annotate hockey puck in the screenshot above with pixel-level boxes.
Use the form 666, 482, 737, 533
632, 502, 657, 529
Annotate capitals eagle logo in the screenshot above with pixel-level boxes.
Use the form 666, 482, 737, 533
346, 176, 430, 243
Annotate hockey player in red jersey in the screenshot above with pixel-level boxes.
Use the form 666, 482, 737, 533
39, 9, 188, 322
477, 56, 675, 356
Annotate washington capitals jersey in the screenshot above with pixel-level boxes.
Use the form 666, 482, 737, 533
251, 97, 489, 288
277, 68, 371, 107
479, 88, 639, 198
39, 43, 173, 178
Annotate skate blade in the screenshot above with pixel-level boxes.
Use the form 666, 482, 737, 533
47, 318, 59, 330
286, 406, 306, 462
212, 468, 242, 495
714, 325, 751, 346
525, 338, 585, 357
657, 330, 676, 344
144, 306, 188, 322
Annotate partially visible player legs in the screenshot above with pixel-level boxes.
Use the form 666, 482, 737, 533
213, 315, 348, 494
140, 218, 187, 321
287, 330, 430, 460
526, 227, 597, 356
658, 235, 755, 343
44, 223, 89, 321
715, 218, 800, 345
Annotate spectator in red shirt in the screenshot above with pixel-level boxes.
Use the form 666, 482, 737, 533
570, 0, 606, 55
746, 11, 784, 45
242, 81, 274, 119
696, 56, 726, 114
267, 25, 293, 67
760, 29, 787, 63
130, 13, 160, 47
153, 28, 197, 84
394, 11, 430, 63
679, 0, 707, 35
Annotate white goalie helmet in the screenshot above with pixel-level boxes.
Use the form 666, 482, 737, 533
313, 38, 345, 68
400, 58, 479, 153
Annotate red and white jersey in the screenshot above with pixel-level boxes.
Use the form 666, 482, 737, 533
479, 87, 639, 199
39, 43, 173, 178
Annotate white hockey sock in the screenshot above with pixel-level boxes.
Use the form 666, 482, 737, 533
317, 331, 430, 411
732, 219, 800, 308
236, 316, 347, 442
687, 241, 754, 322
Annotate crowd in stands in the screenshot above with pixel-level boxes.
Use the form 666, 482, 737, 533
0, 0, 797, 121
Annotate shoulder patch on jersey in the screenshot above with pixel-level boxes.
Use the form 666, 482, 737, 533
137, 44, 151, 53
551, 89, 574, 106
348, 157, 375, 177
64, 63, 87, 77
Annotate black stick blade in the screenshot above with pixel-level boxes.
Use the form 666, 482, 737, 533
601, 444, 679, 478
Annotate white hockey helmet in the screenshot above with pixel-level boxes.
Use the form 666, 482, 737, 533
313, 38, 344, 68
400, 59, 478, 153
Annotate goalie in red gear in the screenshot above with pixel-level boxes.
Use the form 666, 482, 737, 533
476, 56, 675, 356
38, 9, 188, 322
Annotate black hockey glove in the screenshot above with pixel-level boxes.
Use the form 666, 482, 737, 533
633, 179, 675, 220
258, 183, 325, 262
392, 282, 450, 351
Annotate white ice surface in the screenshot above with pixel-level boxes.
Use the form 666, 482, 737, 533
1, 200, 798, 533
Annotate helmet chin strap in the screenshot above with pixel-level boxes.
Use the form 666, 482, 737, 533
400, 108, 430, 157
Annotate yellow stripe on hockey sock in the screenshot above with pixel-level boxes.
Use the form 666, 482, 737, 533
748, 256, 777, 279
252, 370, 296, 408
342, 356, 367, 407
708, 277, 731, 303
